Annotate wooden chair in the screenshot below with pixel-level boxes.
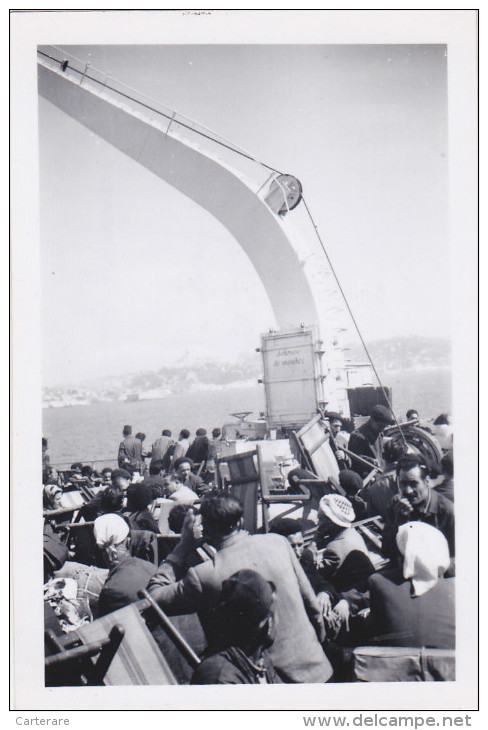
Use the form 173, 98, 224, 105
217, 449, 260, 534
46, 602, 180, 686
351, 515, 384, 552
43, 505, 81, 524
295, 415, 343, 493
45, 623, 125, 686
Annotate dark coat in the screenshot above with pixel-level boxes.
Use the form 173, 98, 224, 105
191, 647, 279, 685
348, 421, 381, 477
382, 489, 455, 560
368, 569, 455, 649
97, 556, 157, 617
186, 436, 210, 465
118, 436, 143, 470
127, 508, 160, 534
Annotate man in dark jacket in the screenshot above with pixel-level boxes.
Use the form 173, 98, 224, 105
173, 457, 208, 496
186, 428, 210, 465
348, 405, 394, 478
382, 454, 455, 563
150, 430, 173, 469
118, 425, 143, 471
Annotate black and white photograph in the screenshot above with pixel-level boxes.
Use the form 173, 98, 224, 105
11, 9, 478, 715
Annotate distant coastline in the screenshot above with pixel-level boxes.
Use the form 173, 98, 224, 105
42, 335, 451, 410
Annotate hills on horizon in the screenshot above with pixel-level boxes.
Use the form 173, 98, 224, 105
42, 335, 451, 407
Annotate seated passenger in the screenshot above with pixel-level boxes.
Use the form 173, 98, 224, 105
172, 457, 208, 496
324, 412, 351, 469
125, 481, 160, 533
43, 484, 64, 512
81, 465, 95, 485
367, 522, 455, 649
382, 454, 455, 563
163, 473, 199, 505
269, 518, 306, 561
78, 484, 125, 522
338, 470, 368, 521
315, 494, 372, 582
69, 463, 84, 483
348, 406, 394, 478
101, 467, 113, 485
364, 439, 408, 520
191, 569, 280, 685
405, 408, 419, 423
146, 460, 166, 499
94, 513, 157, 617
325, 412, 350, 451
434, 451, 454, 503
313, 495, 375, 639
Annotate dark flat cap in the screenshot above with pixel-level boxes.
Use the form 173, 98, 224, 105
111, 468, 132, 481
338, 469, 364, 495
370, 405, 394, 425
219, 570, 275, 628
326, 412, 344, 422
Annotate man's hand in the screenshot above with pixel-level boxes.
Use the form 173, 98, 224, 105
333, 599, 350, 625
317, 591, 333, 620
391, 494, 413, 519
327, 598, 350, 638
177, 509, 202, 554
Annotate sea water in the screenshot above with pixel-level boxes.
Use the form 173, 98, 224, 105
43, 369, 451, 469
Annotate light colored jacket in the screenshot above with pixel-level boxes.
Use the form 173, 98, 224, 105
320, 527, 370, 576
148, 531, 332, 683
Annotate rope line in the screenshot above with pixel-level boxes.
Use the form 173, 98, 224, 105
301, 196, 408, 445
48, 44, 265, 164
37, 49, 283, 176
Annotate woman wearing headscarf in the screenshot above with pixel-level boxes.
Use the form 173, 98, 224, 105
43, 484, 64, 512
367, 521, 455, 648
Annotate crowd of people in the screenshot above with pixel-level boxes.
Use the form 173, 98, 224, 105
43, 407, 455, 685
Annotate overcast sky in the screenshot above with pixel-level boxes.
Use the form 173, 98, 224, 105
38, 44, 448, 386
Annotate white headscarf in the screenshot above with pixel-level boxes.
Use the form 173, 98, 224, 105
396, 522, 450, 597
93, 513, 129, 548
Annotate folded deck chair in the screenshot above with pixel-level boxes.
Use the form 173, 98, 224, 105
45, 622, 125, 687
296, 415, 342, 493
75, 603, 178, 685
351, 645, 455, 682
139, 589, 203, 685
217, 449, 260, 534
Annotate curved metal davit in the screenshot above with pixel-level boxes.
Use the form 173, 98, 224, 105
37, 46, 352, 410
